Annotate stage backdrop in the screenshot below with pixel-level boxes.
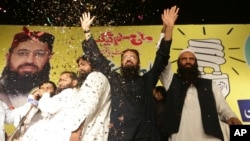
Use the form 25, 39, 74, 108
1, 24, 250, 134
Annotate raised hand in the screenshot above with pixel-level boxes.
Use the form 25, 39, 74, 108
161, 5, 179, 40
80, 12, 95, 31
227, 117, 242, 125
161, 5, 179, 28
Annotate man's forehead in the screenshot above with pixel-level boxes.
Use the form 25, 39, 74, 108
124, 51, 137, 55
60, 73, 72, 79
14, 40, 49, 51
179, 52, 196, 58
41, 83, 53, 88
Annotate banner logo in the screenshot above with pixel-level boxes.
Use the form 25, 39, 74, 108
238, 100, 250, 122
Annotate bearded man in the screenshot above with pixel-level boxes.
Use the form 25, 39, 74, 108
160, 48, 242, 141
0, 26, 54, 107
80, 6, 179, 140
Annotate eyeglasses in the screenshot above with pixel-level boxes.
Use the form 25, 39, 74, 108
13, 50, 50, 58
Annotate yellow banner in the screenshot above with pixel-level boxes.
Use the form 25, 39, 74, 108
1, 24, 250, 134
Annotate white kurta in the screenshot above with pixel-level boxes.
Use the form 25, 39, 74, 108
77, 72, 111, 141
22, 71, 111, 141
22, 88, 77, 141
160, 63, 237, 141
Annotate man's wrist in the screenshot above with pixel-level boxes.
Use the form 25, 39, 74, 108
85, 32, 92, 40
84, 29, 90, 33
72, 129, 82, 133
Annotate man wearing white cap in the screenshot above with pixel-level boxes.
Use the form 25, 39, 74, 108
159, 47, 242, 141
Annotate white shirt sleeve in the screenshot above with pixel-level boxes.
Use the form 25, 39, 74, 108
160, 61, 174, 91
38, 89, 74, 115
212, 81, 238, 122
156, 33, 165, 49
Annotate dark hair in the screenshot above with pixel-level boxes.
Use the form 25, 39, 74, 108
76, 55, 88, 64
121, 49, 140, 64
76, 55, 94, 70
155, 86, 166, 94
154, 86, 167, 101
39, 80, 57, 94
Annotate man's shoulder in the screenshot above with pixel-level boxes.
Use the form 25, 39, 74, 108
89, 71, 105, 77
88, 71, 108, 82
61, 88, 74, 92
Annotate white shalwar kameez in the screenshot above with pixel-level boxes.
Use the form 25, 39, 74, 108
160, 63, 237, 141
22, 71, 111, 141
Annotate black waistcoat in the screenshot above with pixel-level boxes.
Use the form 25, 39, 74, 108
162, 74, 224, 140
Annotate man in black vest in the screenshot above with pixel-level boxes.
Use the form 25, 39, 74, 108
160, 48, 242, 141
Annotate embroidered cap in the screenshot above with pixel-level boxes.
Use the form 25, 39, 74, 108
9, 26, 55, 52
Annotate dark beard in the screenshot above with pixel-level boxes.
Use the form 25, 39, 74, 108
0, 63, 50, 95
120, 65, 140, 79
177, 64, 200, 85
77, 71, 90, 88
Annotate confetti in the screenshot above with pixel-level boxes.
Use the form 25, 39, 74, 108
0, 0, 249, 25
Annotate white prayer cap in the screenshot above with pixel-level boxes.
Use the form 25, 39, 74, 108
179, 48, 196, 57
